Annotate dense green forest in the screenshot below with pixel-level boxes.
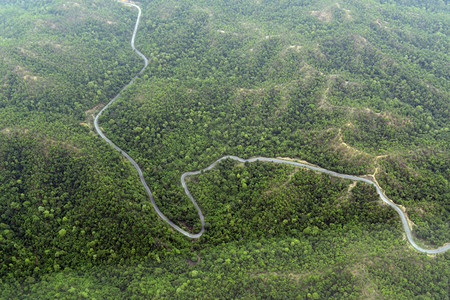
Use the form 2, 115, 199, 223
0, 0, 448, 298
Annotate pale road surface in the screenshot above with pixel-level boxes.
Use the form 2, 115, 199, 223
94, 1, 449, 254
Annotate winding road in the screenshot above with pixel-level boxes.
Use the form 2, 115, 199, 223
94, 1, 449, 254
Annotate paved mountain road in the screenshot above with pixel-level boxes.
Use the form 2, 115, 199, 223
94, 1, 449, 254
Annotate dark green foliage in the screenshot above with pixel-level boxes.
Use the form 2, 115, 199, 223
0, 130, 188, 280
188, 161, 396, 243
0, 0, 141, 117
2, 231, 449, 299
0, 0, 448, 297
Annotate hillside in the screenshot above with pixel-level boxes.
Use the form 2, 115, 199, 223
0, 0, 448, 298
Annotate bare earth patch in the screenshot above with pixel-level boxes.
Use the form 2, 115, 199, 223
335, 128, 365, 157
1, 128, 11, 134
23, 75, 38, 81
1, 127, 29, 135
264, 168, 298, 196
82, 103, 104, 129
276, 157, 320, 168
311, 8, 333, 23
336, 181, 357, 207
187, 253, 201, 266
85, 103, 104, 115
14, 65, 45, 83
398, 204, 417, 230
287, 45, 301, 52
46, 138, 81, 154
347, 264, 381, 299
312, 3, 353, 22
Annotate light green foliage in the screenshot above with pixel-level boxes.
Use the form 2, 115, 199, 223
0, 0, 448, 298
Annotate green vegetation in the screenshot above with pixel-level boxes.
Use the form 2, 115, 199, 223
3, 234, 449, 299
0, 0, 448, 298
2, 161, 449, 298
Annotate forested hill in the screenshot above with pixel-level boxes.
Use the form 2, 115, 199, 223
0, 0, 448, 298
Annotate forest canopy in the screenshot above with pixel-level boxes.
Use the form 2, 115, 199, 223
0, 0, 448, 298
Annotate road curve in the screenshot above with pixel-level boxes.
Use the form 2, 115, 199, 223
182, 156, 450, 254
95, 2, 449, 253
94, 1, 201, 238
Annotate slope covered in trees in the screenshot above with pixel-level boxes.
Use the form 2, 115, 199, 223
100, 0, 449, 244
0, 0, 448, 298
